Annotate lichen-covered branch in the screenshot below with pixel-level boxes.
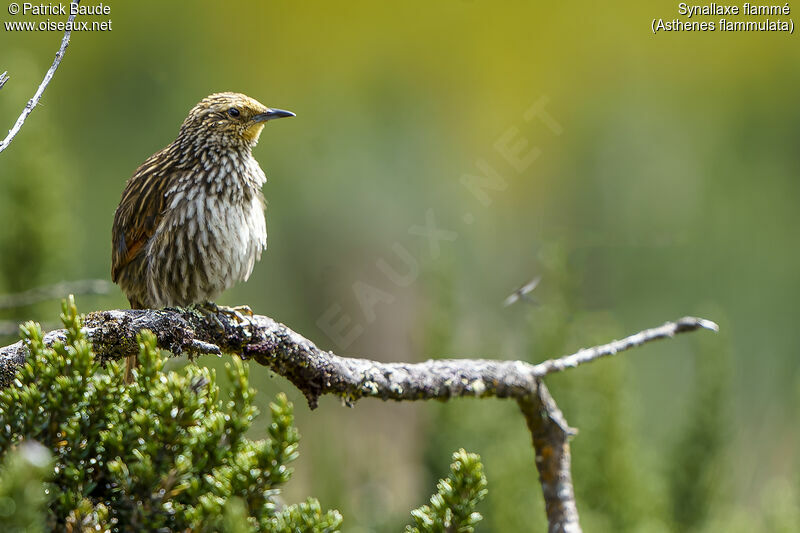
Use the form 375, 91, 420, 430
0, 307, 716, 408
519, 382, 581, 533
0, 0, 80, 154
0, 304, 717, 533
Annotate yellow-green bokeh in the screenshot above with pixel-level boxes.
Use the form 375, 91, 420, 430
1, 1, 798, 531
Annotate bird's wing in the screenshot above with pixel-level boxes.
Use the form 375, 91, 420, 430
503, 292, 520, 307
503, 276, 541, 307
519, 276, 541, 295
111, 148, 180, 282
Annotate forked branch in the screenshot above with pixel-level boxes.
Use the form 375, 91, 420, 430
0, 304, 717, 532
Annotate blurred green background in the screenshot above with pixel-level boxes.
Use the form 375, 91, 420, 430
1, 1, 798, 531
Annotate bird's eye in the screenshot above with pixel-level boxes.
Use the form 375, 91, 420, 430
227, 107, 240, 118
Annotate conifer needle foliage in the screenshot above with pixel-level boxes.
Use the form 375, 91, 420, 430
0, 297, 342, 532
405, 449, 488, 533
0, 298, 488, 531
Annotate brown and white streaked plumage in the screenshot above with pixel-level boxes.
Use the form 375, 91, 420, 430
112, 92, 294, 310
112, 93, 293, 380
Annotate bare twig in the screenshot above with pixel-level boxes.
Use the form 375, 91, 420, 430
0, 279, 114, 310
0, 0, 80, 154
531, 316, 718, 376
0, 72, 9, 91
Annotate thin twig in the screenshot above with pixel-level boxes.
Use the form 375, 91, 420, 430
530, 316, 718, 376
0, 0, 80, 154
0, 279, 114, 310
0, 72, 9, 91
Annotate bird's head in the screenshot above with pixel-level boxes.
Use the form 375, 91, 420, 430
179, 92, 294, 149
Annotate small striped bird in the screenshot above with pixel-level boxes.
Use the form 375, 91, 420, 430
111, 92, 294, 380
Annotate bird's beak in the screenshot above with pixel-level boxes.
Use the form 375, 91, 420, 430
253, 108, 296, 123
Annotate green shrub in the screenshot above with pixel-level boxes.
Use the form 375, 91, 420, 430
0, 298, 487, 531
406, 449, 488, 533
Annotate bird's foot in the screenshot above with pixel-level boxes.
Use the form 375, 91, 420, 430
230, 304, 253, 317
192, 301, 220, 315
189, 302, 256, 346
194, 301, 251, 324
